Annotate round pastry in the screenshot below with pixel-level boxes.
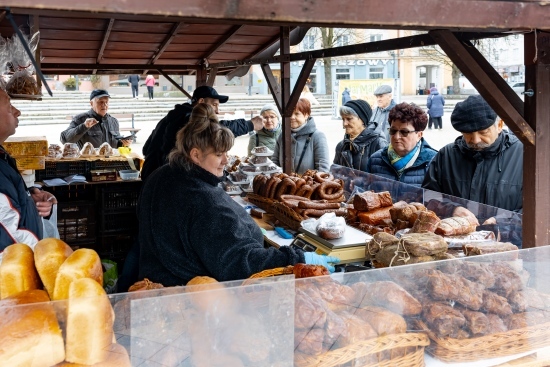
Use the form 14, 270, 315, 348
62, 143, 80, 158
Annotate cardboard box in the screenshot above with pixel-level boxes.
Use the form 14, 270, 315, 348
4, 136, 48, 156
14, 156, 46, 170
88, 169, 117, 182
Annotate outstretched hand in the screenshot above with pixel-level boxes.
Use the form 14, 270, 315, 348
30, 188, 57, 217
251, 115, 266, 131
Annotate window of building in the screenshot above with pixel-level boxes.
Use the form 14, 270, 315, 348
336, 35, 349, 47
370, 34, 382, 42
335, 68, 350, 80
302, 35, 315, 51
369, 66, 384, 79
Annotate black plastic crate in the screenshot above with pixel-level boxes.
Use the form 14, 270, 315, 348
100, 185, 140, 213
100, 212, 138, 233
91, 158, 141, 172
96, 234, 134, 256
44, 184, 95, 201
36, 160, 91, 181
57, 201, 97, 245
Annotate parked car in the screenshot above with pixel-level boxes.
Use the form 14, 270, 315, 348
109, 80, 130, 87
510, 82, 525, 94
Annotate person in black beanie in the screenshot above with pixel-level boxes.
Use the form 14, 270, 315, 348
333, 99, 387, 173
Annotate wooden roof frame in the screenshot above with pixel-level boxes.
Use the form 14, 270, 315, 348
2, 1, 549, 247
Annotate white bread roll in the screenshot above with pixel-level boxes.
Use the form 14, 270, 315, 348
65, 278, 114, 365
0, 243, 41, 299
54, 343, 130, 367
0, 289, 65, 366
34, 238, 73, 298
53, 248, 103, 301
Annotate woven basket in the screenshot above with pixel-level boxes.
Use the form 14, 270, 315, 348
294, 332, 429, 367
247, 193, 277, 213
272, 202, 304, 231
417, 320, 550, 363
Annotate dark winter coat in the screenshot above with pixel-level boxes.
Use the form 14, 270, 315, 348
138, 164, 305, 285
369, 99, 397, 141
141, 102, 254, 182
272, 116, 330, 174
128, 75, 140, 86
422, 130, 523, 213
0, 147, 42, 250
427, 91, 445, 118
367, 138, 437, 187
60, 109, 122, 149
333, 128, 387, 172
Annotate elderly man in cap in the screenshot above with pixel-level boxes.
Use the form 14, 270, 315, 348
141, 85, 265, 182
422, 95, 523, 225
368, 84, 397, 141
60, 89, 132, 148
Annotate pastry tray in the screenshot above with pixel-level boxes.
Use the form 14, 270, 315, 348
250, 157, 273, 167
251, 148, 274, 157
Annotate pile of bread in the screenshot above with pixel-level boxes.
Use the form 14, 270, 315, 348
0, 239, 130, 367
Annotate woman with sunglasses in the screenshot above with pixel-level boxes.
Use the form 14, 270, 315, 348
366, 102, 437, 186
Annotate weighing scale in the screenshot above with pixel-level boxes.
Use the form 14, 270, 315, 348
291, 225, 373, 264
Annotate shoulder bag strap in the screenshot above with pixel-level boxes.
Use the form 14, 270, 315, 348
295, 133, 314, 173
255, 133, 259, 147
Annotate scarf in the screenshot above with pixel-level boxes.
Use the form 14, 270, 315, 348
388, 141, 421, 176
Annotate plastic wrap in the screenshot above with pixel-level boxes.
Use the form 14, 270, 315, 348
0, 31, 41, 97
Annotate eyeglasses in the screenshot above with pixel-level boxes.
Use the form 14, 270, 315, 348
388, 128, 420, 137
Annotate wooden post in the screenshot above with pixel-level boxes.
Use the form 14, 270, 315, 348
280, 26, 292, 174
523, 31, 550, 248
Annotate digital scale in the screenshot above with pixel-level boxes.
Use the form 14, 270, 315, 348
291, 225, 373, 264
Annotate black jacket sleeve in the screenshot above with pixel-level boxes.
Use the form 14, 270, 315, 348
219, 118, 254, 137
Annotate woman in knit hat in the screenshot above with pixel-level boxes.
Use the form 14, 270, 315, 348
333, 99, 387, 172
247, 103, 281, 156
366, 102, 437, 187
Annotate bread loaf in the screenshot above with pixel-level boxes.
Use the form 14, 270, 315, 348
354, 306, 407, 336
186, 276, 237, 315
361, 281, 422, 316
34, 238, 74, 298
52, 248, 103, 300
65, 278, 115, 365
55, 343, 130, 367
0, 243, 41, 299
0, 289, 65, 366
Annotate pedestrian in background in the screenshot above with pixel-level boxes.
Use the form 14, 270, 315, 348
342, 87, 351, 105
145, 74, 155, 100
128, 74, 140, 98
427, 87, 445, 130
368, 84, 396, 141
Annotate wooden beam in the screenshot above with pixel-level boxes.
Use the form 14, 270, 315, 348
30, 15, 41, 90
205, 67, 217, 87
201, 25, 242, 62
41, 63, 199, 71
149, 21, 183, 64
280, 26, 292, 174
93, 18, 114, 74
0, 10, 6, 23
196, 66, 207, 87
430, 30, 535, 146
523, 31, 550, 248
286, 58, 316, 117
260, 64, 281, 111
157, 69, 192, 99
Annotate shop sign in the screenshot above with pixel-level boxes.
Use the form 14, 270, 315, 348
293, 59, 389, 67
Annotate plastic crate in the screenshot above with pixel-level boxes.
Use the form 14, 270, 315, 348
100, 212, 138, 233
44, 184, 95, 201
99, 185, 140, 213
91, 158, 140, 172
56, 201, 96, 246
35, 160, 91, 181
97, 234, 134, 256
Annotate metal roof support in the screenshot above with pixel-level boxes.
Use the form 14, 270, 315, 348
157, 69, 192, 99
523, 31, 550, 248
260, 64, 281, 112
280, 26, 292, 173
430, 30, 534, 146
93, 18, 114, 74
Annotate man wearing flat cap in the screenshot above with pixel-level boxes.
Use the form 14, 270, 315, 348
368, 84, 396, 141
422, 95, 523, 225
61, 89, 132, 149
141, 85, 265, 182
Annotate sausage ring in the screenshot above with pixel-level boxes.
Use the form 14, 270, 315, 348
268, 177, 282, 199
314, 172, 335, 183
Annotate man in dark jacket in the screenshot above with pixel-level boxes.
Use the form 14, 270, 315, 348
141, 86, 265, 182
0, 89, 56, 252
368, 84, 397, 141
422, 95, 523, 227
128, 74, 140, 98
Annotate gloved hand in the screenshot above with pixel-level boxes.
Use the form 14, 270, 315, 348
304, 253, 340, 273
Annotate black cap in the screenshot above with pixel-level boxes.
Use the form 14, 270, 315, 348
191, 86, 229, 103
90, 89, 110, 100
344, 99, 373, 126
451, 95, 497, 133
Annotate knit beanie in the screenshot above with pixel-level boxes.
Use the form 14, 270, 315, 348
344, 100, 373, 126
260, 103, 282, 123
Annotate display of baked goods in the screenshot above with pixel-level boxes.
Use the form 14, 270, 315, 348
6, 71, 41, 97
220, 181, 242, 194
240, 164, 261, 175
316, 213, 346, 240
0, 243, 41, 299
79, 142, 96, 156
229, 171, 248, 183
98, 142, 114, 156
62, 143, 80, 158
249, 155, 271, 166
259, 164, 280, 173
48, 144, 63, 159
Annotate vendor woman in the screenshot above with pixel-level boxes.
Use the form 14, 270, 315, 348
138, 103, 338, 285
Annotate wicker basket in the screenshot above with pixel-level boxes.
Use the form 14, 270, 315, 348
247, 193, 277, 213
417, 320, 550, 363
272, 202, 304, 231
294, 332, 429, 367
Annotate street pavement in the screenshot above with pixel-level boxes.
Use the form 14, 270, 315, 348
11, 94, 462, 162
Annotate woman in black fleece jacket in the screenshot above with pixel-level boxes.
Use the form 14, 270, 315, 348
138, 103, 306, 285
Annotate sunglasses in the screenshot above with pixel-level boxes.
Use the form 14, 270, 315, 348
388, 128, 420, 137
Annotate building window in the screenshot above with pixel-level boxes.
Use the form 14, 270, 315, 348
335, 68, 350, 80
336, 35, 349, 47
370, 34, 382, 42
302, 35, 315, 51
369, 66, 384, 79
